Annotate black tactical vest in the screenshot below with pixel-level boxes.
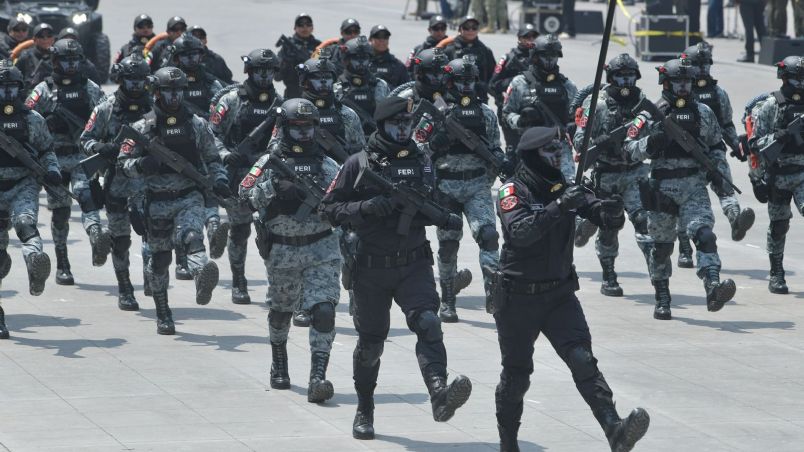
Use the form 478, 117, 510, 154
114, 94, 151, 126
771, 92, 804, 155
231, 88, 277, 151
342, 77, 377, 117
152, 112, 201, 173
275, 155, 325, 215
0, 107, 29, 167
664, 102, 702, 159
693, 82, 723, 125
318, 105, 346, 139
524, 71, 570, 125
185, 75, 212, 113
447, 101, 486, 154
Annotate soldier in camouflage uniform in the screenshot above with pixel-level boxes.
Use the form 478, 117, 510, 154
503, 34, 577, 182
119, 66, 228, 335
240, 98, 341, 403
747, 56, 804, 294
211, 49, 283, 305
165, 33, 228, 280
674, 43, 755, 268
26, 39, 110, 286
335, 36, 390, 137
574, 54, 653, 297
624, 58, 736, 320
419, 56, 506, 323
0, 62, 58, 338
80, 55, 152, 311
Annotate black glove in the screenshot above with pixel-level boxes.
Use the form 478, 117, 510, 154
708, 170, 725, 192
751, 177, 769, 204
273, 179, 304, 200
646, 129, 668, 156
593, 133, 611, 147
730, 136, 749, 162
600, 195, 625, 229
501, 157, 516, 180
428, 130, 451, 151
360, 195, 395, 217
223, 152, 249, 167
95, 142, 119, 159
137, 156, 161, 175
213, 181, 232, 199
517, 107, 541, 127
557, 185, 588, 213
442, 213, 463, 231
44, 170, 62, 186
774, 128, 791, 143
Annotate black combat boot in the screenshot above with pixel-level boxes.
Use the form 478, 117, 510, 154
439, 278, 459, 323
575, 218, 598, 248
174, 249, 192, 280
26, 251, 51, 296
194, 261, 219, 305
454, 268, 472, 295
652, 279, 671, 320
498, 421, 521, 452
730, 207, 755, 241
769, 253, 789, 294
207, 219, 229, 260
677, 234, 694, 268
594, 404, 651, 452
308, 351, 334, 403
54, 245, 74, 285
88, 224, 111, 267
703, 267, 736, 312
143, 268, 152, 297
482, 267, 495, 314
270, 341, 291, 389
599, 257, 624, 297
293, 309, 311, 327
426, 374, 473, 422
0, 249, 11, 281
231, 265, 251, 304
115, 270, 139, 311
0, 305, 9, 339
152, 291, 175, 335
352, 384, 376, 440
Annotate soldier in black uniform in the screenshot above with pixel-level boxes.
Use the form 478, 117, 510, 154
189, 25, 234, 85
368, 25, 409, 91
325, 18, 362, 75
276, 13, 321, 100
321, 96, 472, 440
336, 36, 389, 136
147, 16, 187, 71
489, 23, 538, 150
442, 16, 496, 103
494, 127, 650, 452
16, 23, 55, 91
0, 19, 29, 59
404, 15, 448, 76
114, 14, 155, 65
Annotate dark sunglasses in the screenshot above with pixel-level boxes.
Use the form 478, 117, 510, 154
343, 27, 360, 35
36, 33, 54, 39
296, 21, 313, 27
11, 27, 28, 33
430, 25, 447, 32
461, 24, 479, 31
169, 26, 187, 33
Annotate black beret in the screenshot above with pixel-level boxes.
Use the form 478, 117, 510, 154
517, 127, 560, 152
373, 96, 414, 122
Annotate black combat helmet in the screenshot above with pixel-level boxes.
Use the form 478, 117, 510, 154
682, 42, 714, 83
411, 48, 449, 100
113, 55, 150, 97
445, 55, 479, 99
279, 98, 320, 153
777, 56, 804, 99
605, 53, 641, 98
151, 66, 188, 111
171, 33, 206, 70
298, 57, 337, 104
657, 58, 696, 106
0, 60, 24, 104
343, 35, 372, 75
531, 34, 562, 71
243, 49, 279, 89
50, 38, 84, 76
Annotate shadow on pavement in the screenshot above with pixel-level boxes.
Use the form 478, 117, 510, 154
9, 313, 81, 331
578, 270, 649, 282
722, 267, 795, 282
377, 434, 544, 451
136, 307, 249, 322
335, 325, 412, 338
74, 282, 119, 295
10, 335, 126, 358
174, 331, 267, 352
672, 316, 795, 333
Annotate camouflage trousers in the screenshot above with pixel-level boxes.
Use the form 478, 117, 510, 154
766, 169, 804, 255
677, 151, 741, 238
560, 141, 576, 183
145, 191, 209, 293
105, 170, 148, 272
0, 177, 45, 260
436, 175, 500, 288
225, 200, 254, 270
647, 172, 719, 280
593, 165, 653, 261
265, 237, 341, 354
46, 153, 102, 247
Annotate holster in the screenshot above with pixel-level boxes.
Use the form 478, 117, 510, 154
339, 230, 359, 290
490, 269, 508, 314
638, 177, 679, 215
254, 219, 273, 260
128, 203, 146, 237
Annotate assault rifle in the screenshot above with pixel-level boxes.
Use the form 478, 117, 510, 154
275, 34, 307, 63
579, 97, 654, 172
340, 96, 377, 134
757, 113, 804, 165
235, 99, 282, 157
263, 152, 325, 221
0, 130, 76, 202
353, 152, 461, 235
316, 127, 351, 164
116, 124, 237, 207
51, 104, 87, 143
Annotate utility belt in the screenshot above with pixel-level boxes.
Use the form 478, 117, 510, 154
146, 186, 199, 202
356, 244, 432, 268
271, 229, 333, 246
0, 177, 23, 191
769, 164, 804, 176
437, 167, 487, 181
504, 267, 579, 295
594, 161, 642, 174
650, 166, 699, 180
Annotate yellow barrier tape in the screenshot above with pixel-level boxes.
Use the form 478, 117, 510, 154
611, 36, 628, 46
634, 30, 703, 37
616, 0, 635, 22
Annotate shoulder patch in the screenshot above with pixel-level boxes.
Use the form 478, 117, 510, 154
120, 138, 135, 154
494, 57, 506, 74
576, 107, 588, 128
500, 195, 518, 211
240, 174, 257, 189
326, 168, 342, 193
627, 115, 647, 138
210, 104, 227, 125
25, 91, 40, 109
84, 110, 97, 132
499, 182, 516, 199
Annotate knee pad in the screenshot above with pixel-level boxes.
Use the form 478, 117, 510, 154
476, 224, 499, 252
438, 240, 460, 263
565, 344, 600, 383
52, 206, 71, 224
770, 219, 790, 241
13, 215, 39, 242
111, 235, 132, 255
693, 227, 718, 254
182, 230, 206, 254
0, 210, 9, 231
77, 184, 101, 213
310, 302, 336, 333
409, 309, 443, 343
230, 223, 251, 243
355, 338, 384, 367
652, 242, 674, 263
149, 218, 173, 239
151, 250, 172, 274
770, 188, 794, 205
268, 309, 293, 330
497, 370, 531, 402
631, 209, 648, 235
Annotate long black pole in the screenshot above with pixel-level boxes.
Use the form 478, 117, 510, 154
574, 0, 619, 183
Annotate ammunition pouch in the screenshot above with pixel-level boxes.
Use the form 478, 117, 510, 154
254, 219, 273, 260
638, 177, 679, 215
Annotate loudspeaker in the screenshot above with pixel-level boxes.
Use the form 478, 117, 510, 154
758, 37, 804, 66
646, 0, 673, 14
574, 10, 603, 34
523, 7, 564, 35
636, 15, 690, 61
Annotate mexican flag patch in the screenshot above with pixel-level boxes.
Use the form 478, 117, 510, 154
499, 183, 515, 199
